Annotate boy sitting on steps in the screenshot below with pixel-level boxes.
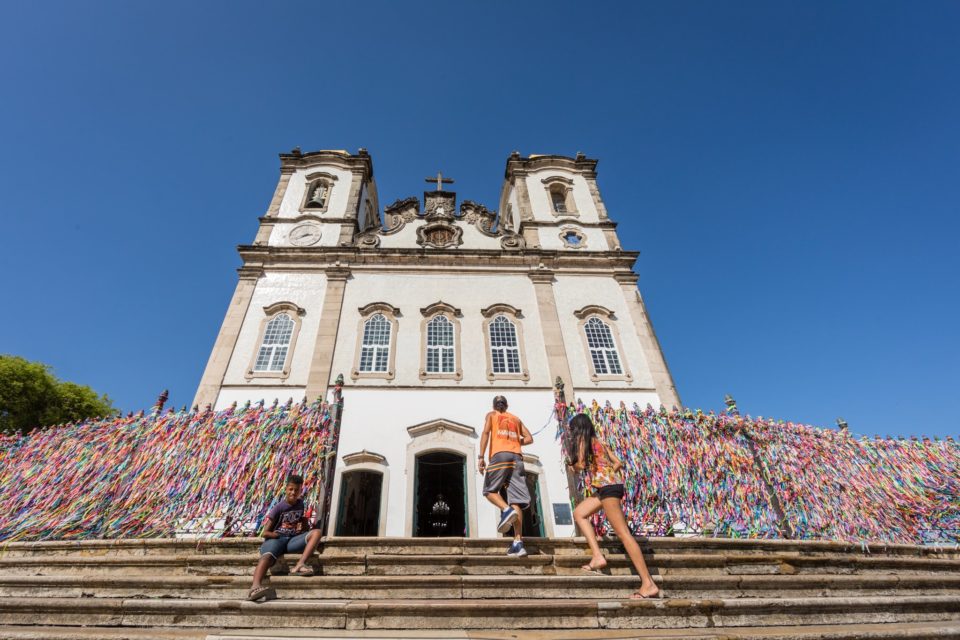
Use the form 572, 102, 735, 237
248, 473, 323, 602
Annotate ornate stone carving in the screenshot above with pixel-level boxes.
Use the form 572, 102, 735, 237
500, 232, 526, 251
424, 191, 457, 221
417, 222, 463, 249
355, 232, 381, 249
460, 200, 497, 237
383, 196, 419, 234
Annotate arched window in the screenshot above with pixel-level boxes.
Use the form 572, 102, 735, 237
419, 302, 462, 380
359, 313, 391, 373
583, 317, 623, 375
352, 302, 399, 381
481, 304, 529, 381
305, 182, 328, 209
489, 316, 521, 374
299, 172, 338, 213
541, 176, 578, 217
426, 316, 455, 374
254, 313, 294, 372
550, 185, 568, 214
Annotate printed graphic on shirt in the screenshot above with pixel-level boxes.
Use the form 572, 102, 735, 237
266, 499, 306, 536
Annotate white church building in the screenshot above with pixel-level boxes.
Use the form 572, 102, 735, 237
193, 149, 680, 539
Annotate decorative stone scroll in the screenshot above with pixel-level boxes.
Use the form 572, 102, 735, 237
382, 197, 419, 234
460, 200, 497, 236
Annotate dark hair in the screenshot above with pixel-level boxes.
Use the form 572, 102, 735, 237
566, 413, 596, 468
493, 395, 508, 409
286, 474, 304, 487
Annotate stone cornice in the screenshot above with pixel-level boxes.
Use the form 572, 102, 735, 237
480, 303, 522, 318
259, 215, 356, 225
406, 419, 477, 439
342, 450, 387, 466
574, 304, 616, 320
237, 266, 264, 280
358, 301, 400, 316
237, 245, 640, 273
527, 269, 556, 284
420, 301, 462, 318
504, 151, 598, 179
324, 265, 352, 281
263, 301, 306, 317
521, 219, 620, 230
278, 148, 373, 179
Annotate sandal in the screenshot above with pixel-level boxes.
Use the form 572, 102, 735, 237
247, 586, 276, 602
630, 587, 660, 599
291, 564, 315, 577
581, 559, 607, 574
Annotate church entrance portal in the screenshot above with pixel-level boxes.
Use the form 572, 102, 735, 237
334, 470, 382, 536
414, 451, 467, 537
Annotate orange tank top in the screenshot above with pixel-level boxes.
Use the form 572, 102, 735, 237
488, 411, 523, 456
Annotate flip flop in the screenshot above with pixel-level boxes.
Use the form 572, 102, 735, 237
581, 561, 607, 575
247, 586, 276, 602
291, 565, 315, 577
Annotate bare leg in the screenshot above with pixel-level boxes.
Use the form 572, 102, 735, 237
573, 496, 605, 570
251, 554, 275, 590
485, 492, 508, 510
292, 530, 323, 572
601, 496, 658, 598
511, 503, 523, 541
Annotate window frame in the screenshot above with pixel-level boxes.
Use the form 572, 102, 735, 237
351, 302, 400, 381
419, 302, 463, 381
559, 225, 587, 249
245, 301, 306, 380
299, 171, 339, 214
541, 176, 578, 217
574, 305, 633, 383
481, 304, 530, 382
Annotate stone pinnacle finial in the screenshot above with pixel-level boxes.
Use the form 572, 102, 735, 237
724, 394, 739, 416
154, 390, 169, 413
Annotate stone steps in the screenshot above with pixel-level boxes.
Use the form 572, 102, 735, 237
2, 573, 958, 600
5, 536, 956, 559
2, 552, 957, 579
2, 621, 960, 640
0, 537, 957, 634
0, 595, 957, 630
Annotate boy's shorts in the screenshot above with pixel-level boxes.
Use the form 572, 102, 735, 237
259, 531, 310, 559
482, 451, 531, 509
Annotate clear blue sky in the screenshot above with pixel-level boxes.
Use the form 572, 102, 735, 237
1, 2, 957, 438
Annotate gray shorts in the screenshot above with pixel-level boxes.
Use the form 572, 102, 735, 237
482, 452, 531, 509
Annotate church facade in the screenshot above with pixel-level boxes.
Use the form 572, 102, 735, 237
193, 149, 679, 538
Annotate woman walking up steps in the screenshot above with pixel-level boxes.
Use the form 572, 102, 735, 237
567, 413, 660, 599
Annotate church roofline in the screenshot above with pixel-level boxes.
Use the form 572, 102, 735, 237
279, 147, 374, 178
503, 151, 598, 178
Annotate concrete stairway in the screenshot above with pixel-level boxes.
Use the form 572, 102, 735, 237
0, 536, 958, 639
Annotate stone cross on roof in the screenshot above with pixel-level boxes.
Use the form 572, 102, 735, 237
426, 171, 454, 191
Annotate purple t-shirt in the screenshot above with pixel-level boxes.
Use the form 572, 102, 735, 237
265, 498, 306, 537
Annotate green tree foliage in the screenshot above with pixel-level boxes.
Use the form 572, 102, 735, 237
0, 355, 116, 434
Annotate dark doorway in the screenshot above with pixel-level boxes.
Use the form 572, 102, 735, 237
499, 470, 545, 537
414, 451, 467, 537
335, 470, 382, 536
